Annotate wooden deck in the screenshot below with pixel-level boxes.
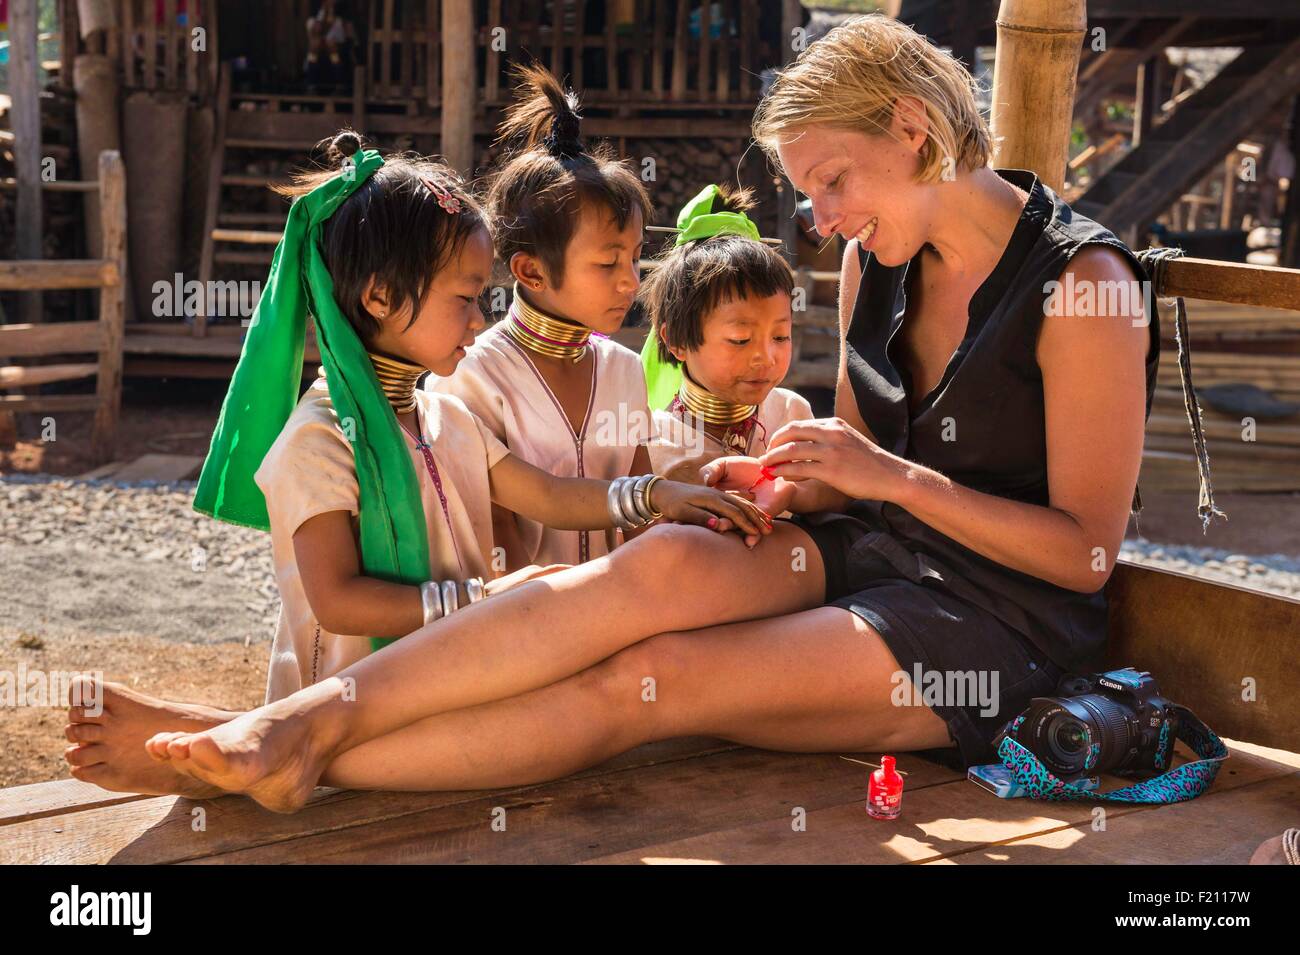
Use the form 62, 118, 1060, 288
3, 735, 1296, 864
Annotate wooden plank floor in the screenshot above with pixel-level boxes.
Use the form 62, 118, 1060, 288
1, 737, 1295, 864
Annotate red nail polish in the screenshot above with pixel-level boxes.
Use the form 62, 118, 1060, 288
867, 755, 904, 820
707, 517, 718, 529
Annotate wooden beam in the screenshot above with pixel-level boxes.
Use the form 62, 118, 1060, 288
92, 151, 128, 463
0, 322, 106, 358
0, 363, 99, 388
778, 0, 803, 264
1157, 257, 1300, 313
1132, 54, 1161, 149
441, 0, 475, 173
11, 0, 44, 324
197, 63, 232, 338
990, 0, 1086, 193
0, 395, 103, 413
1107, 561, 1300, 754
0, 260, 121, 291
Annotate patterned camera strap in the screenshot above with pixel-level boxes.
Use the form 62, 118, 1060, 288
996, 703, 1229, 804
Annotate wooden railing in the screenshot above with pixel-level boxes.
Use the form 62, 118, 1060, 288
361, 0, 767, 109
112, 0, 217, 94
0, 152, 128, 463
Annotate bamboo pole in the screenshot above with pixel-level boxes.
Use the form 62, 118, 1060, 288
441, 0, 475, 173
989, 0, 1086, 192
11, 0, 44, 324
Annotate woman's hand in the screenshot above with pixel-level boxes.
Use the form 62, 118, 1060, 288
650, 477, 775, 546
758, 418, 911, 504
699, 456, 799, 517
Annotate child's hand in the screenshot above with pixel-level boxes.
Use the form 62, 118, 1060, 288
650, 478, 774, 546
699, 456, 798, 518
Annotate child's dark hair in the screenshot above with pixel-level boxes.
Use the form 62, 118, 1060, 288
274, 129, 488, 343
487, 63, 652, 287
641, 185, 794, 365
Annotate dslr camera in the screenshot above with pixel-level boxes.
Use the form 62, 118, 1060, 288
995, 667, 1178, 782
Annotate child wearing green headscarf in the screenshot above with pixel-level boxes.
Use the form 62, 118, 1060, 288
640, 184, 813, 513
194, 133, 774, 703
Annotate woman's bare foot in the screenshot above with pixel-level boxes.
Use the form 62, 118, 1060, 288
63, 676, 238, 798
144, 680, 350, 813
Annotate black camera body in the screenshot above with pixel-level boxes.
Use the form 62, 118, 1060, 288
995, 667, 1178, 782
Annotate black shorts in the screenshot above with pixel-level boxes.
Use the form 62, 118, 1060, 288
789, 511, 1065, 768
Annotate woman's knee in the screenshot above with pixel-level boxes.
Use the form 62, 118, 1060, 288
586, 631, 695, 738
607, 522, 726, 587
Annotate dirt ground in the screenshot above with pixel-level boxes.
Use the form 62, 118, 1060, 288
2, 379, 1299, 788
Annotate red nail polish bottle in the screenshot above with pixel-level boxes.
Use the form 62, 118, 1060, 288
867, 755, 904, 820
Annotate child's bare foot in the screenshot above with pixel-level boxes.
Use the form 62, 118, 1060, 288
63, 676, 237, 798
144, 684, 347, 814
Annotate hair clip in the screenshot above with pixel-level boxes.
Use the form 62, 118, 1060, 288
421, 175, 462, 214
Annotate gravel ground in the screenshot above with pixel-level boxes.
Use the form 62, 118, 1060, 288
2, 475, 280, 646
1120, 538, 1300, 598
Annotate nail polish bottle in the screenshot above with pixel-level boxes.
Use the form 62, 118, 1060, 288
867, 755, 904, 820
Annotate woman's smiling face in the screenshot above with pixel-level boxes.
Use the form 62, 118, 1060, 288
775, 102, 935, 268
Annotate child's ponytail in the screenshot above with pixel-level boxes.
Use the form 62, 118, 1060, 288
496, 62, 587, 162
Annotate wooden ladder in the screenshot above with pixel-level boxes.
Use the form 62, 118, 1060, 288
195, 64, 324, 336
1075, 34, 1300, 238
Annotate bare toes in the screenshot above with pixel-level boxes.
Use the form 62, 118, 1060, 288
64, 743, 106, 768
145, 732, 186, 760
69, 763, 111, 785
65, 722, 105, 743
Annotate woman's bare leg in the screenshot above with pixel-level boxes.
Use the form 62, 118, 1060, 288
318, 606, 953, 792
146, 522, 828, 809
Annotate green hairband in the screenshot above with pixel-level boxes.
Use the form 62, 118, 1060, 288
642, 185, 761, 408
193, 148, 432, 653
673, 184, 761, 246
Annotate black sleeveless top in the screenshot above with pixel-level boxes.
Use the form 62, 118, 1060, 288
840, 168, 1159, 671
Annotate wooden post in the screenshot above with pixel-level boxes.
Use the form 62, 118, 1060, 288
989, 0, 1086, 193
1133, 55, 1161, 150
11, 0, 44, 325
778, 0, 802, 264
92, 151, 127, 463
441, 0, 475, 173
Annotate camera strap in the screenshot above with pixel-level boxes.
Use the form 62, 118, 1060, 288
995, 703, 1229, 804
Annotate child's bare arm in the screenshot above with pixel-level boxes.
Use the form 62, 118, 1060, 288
486, 451, 774, 540
292, 510, 425, 636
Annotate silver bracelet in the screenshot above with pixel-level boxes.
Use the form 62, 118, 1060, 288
439, 579, 460, 616
420, 580, 444, 626
607, 477, 636, 530
619, 475, 643, 528
632, 473, 662, 523
465, 577, 486, 605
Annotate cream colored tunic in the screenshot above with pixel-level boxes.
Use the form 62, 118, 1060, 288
254, 376, 509, 703
648, 386, 813, 485
428, 321, 652, 569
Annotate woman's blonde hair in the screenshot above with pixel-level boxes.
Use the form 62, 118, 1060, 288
752, 14, 992, 183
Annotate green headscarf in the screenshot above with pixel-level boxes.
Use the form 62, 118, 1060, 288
192, 149, 429, 652
641, 184, 763, 410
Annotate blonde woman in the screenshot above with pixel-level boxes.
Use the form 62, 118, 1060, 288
68, 15, 1157, 811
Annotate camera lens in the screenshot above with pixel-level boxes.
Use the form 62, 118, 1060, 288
1049, 716, 1088, 759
